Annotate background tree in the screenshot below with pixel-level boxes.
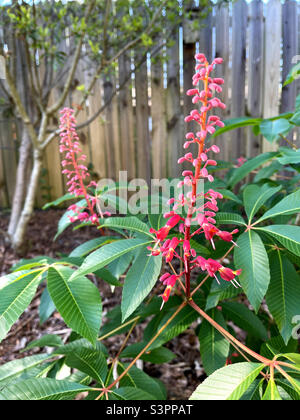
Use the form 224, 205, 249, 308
0, 0, 210, 250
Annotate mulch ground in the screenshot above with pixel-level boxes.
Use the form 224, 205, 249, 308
0, 209, 204, 400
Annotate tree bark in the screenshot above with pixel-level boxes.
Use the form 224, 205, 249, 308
11, 149, 43, 250
7, 130, 32, 238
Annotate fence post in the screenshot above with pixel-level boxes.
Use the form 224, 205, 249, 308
135, 50, 151, 184
262, 0, 282, 153
118, 51, 136, 179
214, 2, 230, 163
248, 0, 264, 158
281, 0, 299, 144
231, 0, 248, 161
166, 26, 183, 178
151, 42, 167, 180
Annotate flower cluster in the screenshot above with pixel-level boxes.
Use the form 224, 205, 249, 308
59, 108, 102, 225
148, 54, 242, 304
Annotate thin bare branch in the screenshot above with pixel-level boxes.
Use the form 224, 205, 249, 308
77, 0, 168, 112
76, 41, 165, 130
4, 58, 39, 149
47, 0, 97, 115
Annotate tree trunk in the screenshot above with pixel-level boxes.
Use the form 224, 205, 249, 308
10, 150, 43, 251
7, 130, 32, 238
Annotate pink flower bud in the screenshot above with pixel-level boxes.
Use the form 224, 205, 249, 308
187, 89, 199, 96
211, 145, 220, 153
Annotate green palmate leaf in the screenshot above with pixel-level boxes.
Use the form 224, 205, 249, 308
54, 199, 86, 240
190, 362, 264, 400
108, 252, 134, 280
189, 238, 211, 256
146, 303, 201, 350
120, 344, 175, 364
205, 280, 240, 311
47, 267, 102, 346
281, 353, 300, 367
148, 213, 165, 231
66, 371, 92, 386
69, 236, 117, 258
0, 270, 44, 343
276, 380, 300, 400
110, 387, 156, 401
118, 364, 166, 400
0, 354, 50, 387
42, 193, 78, 210
256, 225, 300, 256
277, 148, 300, 165
0, 270, 34, 291
228, 152, 278, 188
198, 309, 230, 375
240, 379, 263, 400
262, 379, 282, 400
266, 251, 300, 344
94, 268, 123, 287
12, 258, 51, 272
256, 190, 300, 224
39, 287, 56, 324
65, 347, 107, 386
260, 336, 298, 360
0, 378, 91, 400
290, 111, 300, 125
70, 238, 151, 280
54, 338, 108, 358
260, 119, 291, 143
243, 184, 282, 223
221, 302, 268, 341
213, 117, 262, 137
121, 249, 162, 322
99, 217, 153, 238
281, 375, 300, 395
234, 231, 270, 312
218, 189, 243, 205
98, 192, 133, 214
284, 61, 300, 86
253, 161, 283, 183
215, 212, 246, 226
22, 335, 63, 352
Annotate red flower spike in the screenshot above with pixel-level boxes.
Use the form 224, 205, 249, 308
59, 108, 101, 225
149, 53, 242, 303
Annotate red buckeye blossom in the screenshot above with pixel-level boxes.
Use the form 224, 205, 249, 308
59, 108, 109, 225
149, 54, 242, 305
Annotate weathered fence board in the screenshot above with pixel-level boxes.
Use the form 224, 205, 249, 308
151, 47, 167, 180
231, 0, 248, 159
247, 0, 264, 158
214, 2, 230, 162
89, 78, 108, 181
135, 52, 151, 184
166, 27, 183, 178
118, 51, 136, 179
262, 0, 282, 153
281, 0, 299, 145
1, 0, 299, 207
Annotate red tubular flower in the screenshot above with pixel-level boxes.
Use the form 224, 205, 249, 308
160, 274, 178, 308
162, 286, 172, 304
218, 267, 242, 288
59, 108, 100, 225
166, 214, 181, 228
149, 53, 242, 306
163, 237, 180, 263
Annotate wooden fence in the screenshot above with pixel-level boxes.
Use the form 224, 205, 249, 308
0, 0, 300, 207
